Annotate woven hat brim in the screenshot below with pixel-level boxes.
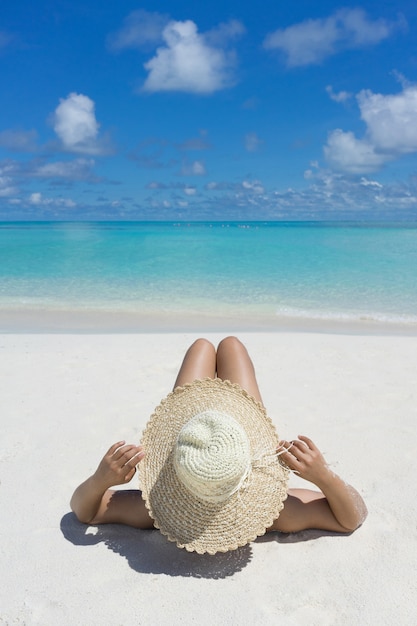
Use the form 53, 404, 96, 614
140, 378, 289, 555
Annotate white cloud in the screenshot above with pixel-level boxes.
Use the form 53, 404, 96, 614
196, 168, 417, 217
359, 177, 383, 188
205, 181, 223, 190
264, 8, 403, 67
205, 19, 246, 46
278, 168, 417, 214
191, 161, 206, 175
143, 19, 242, 93
144, 180, 200, 196
205, 179, 265, 194
53, 93, 102, 154
33, 158, 97, 181
324, 85, 417, 173
326, 85, 352, 103
242, 179, 265, 194
29, 192, 76, 208
244, 132, 263, 152
107, 10, 169, 51
324, 130, 386, 174
0, 157, 100, 200
180, 160, 206, 176
264, 15, 337, 66
29, 192, 42, 204
0, 161, 19, 196
358, 86, 417, 154
0, 175, 17, 197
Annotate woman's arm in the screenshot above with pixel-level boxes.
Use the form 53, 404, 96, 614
271, 435, 367, 533
70, 441, 148, 525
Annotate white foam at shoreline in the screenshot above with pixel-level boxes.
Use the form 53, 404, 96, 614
1, 304, 417, 335
275, 305, 417, 325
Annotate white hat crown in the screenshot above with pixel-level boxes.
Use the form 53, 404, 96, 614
173, 410, 251, 503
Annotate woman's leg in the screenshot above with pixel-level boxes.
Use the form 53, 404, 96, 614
173, 338, 216, 389
216, 336, 263, 404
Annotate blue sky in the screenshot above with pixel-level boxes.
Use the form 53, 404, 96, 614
1, 0, 417, 220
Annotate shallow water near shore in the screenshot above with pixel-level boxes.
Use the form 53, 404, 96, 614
1, 220, 417, 330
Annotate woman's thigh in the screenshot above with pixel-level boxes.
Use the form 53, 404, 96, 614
216, 336, 263, 404
173, 338, 216, 389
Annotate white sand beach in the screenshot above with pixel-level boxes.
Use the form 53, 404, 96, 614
1, 330, 416, 625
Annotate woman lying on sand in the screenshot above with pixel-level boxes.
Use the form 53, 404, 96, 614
71, 336, 367, 554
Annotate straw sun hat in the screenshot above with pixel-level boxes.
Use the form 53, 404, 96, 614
140, 378, 289, 555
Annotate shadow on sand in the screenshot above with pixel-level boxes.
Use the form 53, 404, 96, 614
61, 512, 344, 579
60, 512, 252, 579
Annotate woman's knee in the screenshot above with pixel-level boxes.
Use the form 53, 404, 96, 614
216, 336, 261, 399
174, 338, 216, 388
189, 338, 216, 355
217, 336, 246, 355
191, 337, 215, 350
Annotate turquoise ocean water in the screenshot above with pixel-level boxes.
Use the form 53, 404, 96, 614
1, 221, 417, 327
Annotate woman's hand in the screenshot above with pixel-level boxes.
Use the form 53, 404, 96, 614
93, 441, 145, 490
278, 435, 331, 487
70, 441, 145, 524
276, 435, 368, 532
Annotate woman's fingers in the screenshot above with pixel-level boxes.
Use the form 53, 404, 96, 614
123, 466, 137, 482
278, 440, 300, 464
122, 449, 144, 480
106, 441, 126, 456
125, 448, 145, 468
289, 440, 310, 461
298, 434, 316, 450
112, 443, 136, 460
278, 436, 328, 485
278, 439, 311, 471
279, 439, 304, 455
112, 443, 140, 460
